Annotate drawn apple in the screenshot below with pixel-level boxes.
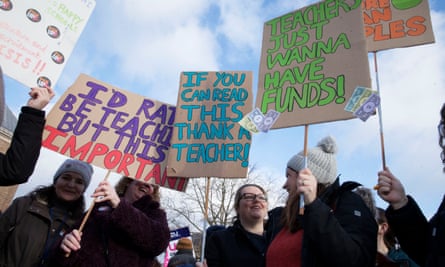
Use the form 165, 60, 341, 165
392, 0, 422, 10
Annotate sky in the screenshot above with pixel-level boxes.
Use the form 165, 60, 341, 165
4, 0, 445, 220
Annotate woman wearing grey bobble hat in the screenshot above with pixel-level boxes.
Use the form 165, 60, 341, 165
0, 158, 93, 267
265, 136, 377, 267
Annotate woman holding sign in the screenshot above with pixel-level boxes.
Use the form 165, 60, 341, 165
56, 176, 170, 267
265, 136, 377, 267
0, 66, 55, 186
375, 103, 445, 267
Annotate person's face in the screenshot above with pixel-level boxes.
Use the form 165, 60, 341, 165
124, 180, 156, 203
54, 172, 86, 202
283, 167, 298, 193
378, 222, 388, 237
236, 186, 268, 223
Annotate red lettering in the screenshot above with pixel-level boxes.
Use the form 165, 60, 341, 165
115, 153, 134, 175
42, 125, 67, 151
61, 136, 91, 160
406, 16, 426, 36
389, 20, 405, 38
86, 143, 109, 162
373, 24, 391, 41
144, 163, 162, 183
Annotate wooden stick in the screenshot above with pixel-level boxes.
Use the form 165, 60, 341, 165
372, 52, 387, 190
299, 125, 309, 215
373, 51, 386, 169
200, 177, 211, 262
65, 170, 111, 257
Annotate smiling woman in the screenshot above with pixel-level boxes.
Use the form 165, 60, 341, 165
205, 183, 269, 267
0, 159, 93, 267
54, 176, 170, 267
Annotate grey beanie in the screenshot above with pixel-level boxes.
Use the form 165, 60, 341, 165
286, 136, 338, 185
53, 159, 93, 189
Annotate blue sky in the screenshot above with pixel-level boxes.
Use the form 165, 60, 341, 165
5, 0, 445, 219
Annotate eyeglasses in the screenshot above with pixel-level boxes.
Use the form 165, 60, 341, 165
240, 193, 267, 202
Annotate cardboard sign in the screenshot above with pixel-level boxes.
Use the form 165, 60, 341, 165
256, 0, 371, 129
43, 74, 188, 192
363, 0, 435, 51
167, 71, 253, 178
0, 0, 95, 88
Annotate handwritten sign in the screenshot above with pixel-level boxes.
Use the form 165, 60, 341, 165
0, 0, 95, 88
256, 1, 371, 129
43, 74, 188, 192
167, 71, 253, 178
363, 0, 435, 51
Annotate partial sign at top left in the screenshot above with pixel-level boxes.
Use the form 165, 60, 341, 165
0, 0, 96, 88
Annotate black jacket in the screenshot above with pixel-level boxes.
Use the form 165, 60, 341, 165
266, 179, 377, 267
386, 195, 445, 267
205, 219, 267, 267
0, 106, 45, 186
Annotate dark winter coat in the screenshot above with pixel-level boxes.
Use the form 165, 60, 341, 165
0, 188, 84, 267
0, 106, 45, 186
205, 219, 267, 267
54, 195, 170, 267
168, 249, 196, 267
265, 179, 378, 267
386, 195, 445, 267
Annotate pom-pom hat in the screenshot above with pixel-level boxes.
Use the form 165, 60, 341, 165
286, 136, 338, 185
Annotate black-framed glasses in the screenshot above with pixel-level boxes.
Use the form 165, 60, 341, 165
240, 193, 267, 202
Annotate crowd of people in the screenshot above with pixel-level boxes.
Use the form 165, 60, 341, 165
0, 65, 443, 267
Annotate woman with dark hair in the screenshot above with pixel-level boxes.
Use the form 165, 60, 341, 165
205, 183, 269, 267
375, 207, 419, 267
56, 176, 170, 267
376, 103, 445, 267
0, 159, 93, 266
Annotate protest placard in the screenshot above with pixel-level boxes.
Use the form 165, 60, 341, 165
363, 0, 435, 51
0, 0, 95, 88
167, 71, 253, 178
43, 74, 188, 191
256, 1, 371, 129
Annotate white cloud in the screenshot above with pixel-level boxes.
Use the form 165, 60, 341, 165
8, 0, 445, 222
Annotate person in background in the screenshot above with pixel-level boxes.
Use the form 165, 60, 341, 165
353, 186, 377, 218
376, 103, 445, 267
0, 66, 55, 186
266, 136, 377, 267
375, 207, 419, 267
0, 159, 93, 267
57, 176, 170, 267
168, 237, 196, 267
205, 184, 269, 267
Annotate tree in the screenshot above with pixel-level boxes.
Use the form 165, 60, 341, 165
161, 165, 286, 232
